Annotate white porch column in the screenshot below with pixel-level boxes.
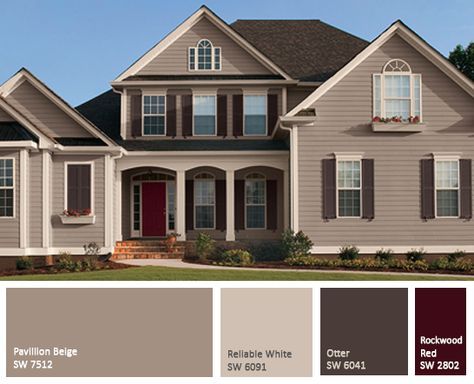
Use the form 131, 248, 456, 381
176, 169, 186, 241
225, 169, 235, 241
114, 167, 122, 242
283, 168, 289, 230
42, 150, 51, 248
19, 149, 28, 249
104, 154, 113, 248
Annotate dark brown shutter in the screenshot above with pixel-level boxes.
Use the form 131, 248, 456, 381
67, 164, 91, 211
166, 95, 176, 137
421, 159, 435, 219
362, 159, 375, 219
131, 94, 142, 137
460, 159, 472, 219
322, 159, 336, 219
182, 94, 193, 137
215, 180, 226, 230
266, 180, 277, 230
267, 94, 278, 136
235, 180, 245, 230
185, 180, 194, 231
217, 94, 227, 137
232, 94, 243, 137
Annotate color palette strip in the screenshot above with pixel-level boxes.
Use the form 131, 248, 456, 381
320, 288, 408, 375
415, 288, 466, 375
221, 288, 312, 377
7, 288, 213, 377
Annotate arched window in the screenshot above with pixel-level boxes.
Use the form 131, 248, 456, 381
373, 59, 422, 121
189, 39, 221, 71
245, 173, 266, 229
194, 173, 215, 229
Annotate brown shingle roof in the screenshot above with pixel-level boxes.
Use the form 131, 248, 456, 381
231, 20, 369, 82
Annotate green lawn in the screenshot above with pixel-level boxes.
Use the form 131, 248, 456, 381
0, 266, 472, 281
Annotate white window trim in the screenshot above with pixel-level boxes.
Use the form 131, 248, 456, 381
194, 173, 216, 230
434, 158, 461, 219
188, 39, 222, 72
244, 173, 267, 230
192, 94, 217, 136
336, 158, 362, 219
131, 183, 142, 238
0, 157, 15, 219
243, 92, 268, 136
142, 94, 167, 136
64, 161, 95, 215
373, 59, 423, 122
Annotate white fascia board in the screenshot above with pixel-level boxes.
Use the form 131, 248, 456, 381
287, 21, 474, 117
113, 7, 292, 82
52, 146, 124, 154
124, 150, 289, 157
0, 141, 38, 149
111, 80, 297, 87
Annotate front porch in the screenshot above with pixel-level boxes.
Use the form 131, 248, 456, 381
113, 151, 289, 246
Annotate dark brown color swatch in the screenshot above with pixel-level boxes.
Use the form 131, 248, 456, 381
415, 288, 466, 375
321, 288, 408, 375
7, 288, 212, 377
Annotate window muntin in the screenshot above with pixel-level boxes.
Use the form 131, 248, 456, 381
143, 95, 166, 135
193, 95, 216, 135
244, 95, 267, 135
194, 173, 215, 229
337, 160, 361, 217
0, 158, 14, 217
435, 160, 459, 217
66, 163, 92, 213
188, 39, 221, 71
245, 173, 266, 229
373, 59, 422, 121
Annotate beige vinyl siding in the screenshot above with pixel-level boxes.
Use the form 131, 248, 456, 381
125, 87, 283, 139
51, 155, 105, 247
137, 17, 272, 76
0, 150, 19, 247
0, 107, 14, 122
28, 152, 42, 247
298, 34, 474, 248
6, 80, 94, 138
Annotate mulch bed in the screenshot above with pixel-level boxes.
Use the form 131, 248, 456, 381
184, 259, 474, 276
0, 261, 133, 277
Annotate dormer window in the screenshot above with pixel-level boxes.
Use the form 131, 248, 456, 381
373, 59, 422, 122
189, 39, 221, 71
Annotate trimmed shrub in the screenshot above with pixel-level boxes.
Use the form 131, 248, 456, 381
339, 245, 359, 260
57, 251, 75, 271
447, 250, 466, 263
16, 256, 33, 270
281, 230, 314, 259
249, 242, 285, 262
218, 249, 253, 266
406, 248, 426, 262
196, 233, 215, 261
375, 248, 394, 261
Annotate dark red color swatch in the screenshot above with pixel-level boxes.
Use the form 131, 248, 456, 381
415, 288, 466, 375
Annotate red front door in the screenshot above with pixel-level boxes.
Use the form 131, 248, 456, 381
142, 182, 167, 237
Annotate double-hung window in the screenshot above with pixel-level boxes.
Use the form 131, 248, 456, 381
337, 160, 361, 217
189, 39, 221, 71
66, 163, 93, 214
0, 158, 14, 217
435, 160, 459, 217
195, 173, 215, 229
194, 95, 216, 135
245, 173, 266, 229
244, 95, 267, 135
143, 95, 166, 135
373, 59, 422, 121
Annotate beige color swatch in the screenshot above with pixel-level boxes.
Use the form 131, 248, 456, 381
7, 288, 212, 377
221, 288, 312, 377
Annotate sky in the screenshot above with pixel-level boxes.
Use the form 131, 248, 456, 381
0, 0, 472, 105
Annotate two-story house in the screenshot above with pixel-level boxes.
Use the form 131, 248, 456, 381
0, 6, 472, 262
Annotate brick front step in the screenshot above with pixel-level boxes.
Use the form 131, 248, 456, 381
112, 239, 186, 260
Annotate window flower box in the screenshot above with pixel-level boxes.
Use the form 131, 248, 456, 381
60, 209, 96, 225
371, 116, 426, 132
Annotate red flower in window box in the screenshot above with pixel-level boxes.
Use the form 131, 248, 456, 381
372, 116, 381, 122
409, 116, 420, 124
63, 208, 92, 217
